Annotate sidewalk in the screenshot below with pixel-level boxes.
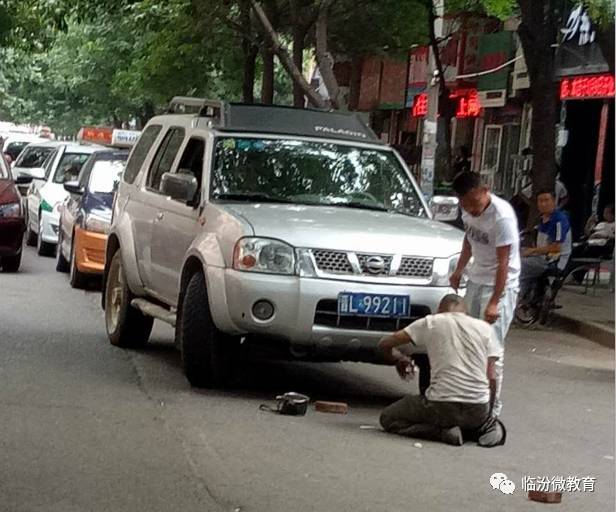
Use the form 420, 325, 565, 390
552, 273, 615, 348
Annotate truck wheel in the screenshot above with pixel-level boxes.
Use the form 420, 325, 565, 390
178, 271, 236, 388
69, 241, 87, 288
104, 251, 153, 348
55, 232, 69, 272
1, 252, 22, 272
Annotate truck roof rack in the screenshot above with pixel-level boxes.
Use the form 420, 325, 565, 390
166, 96, 380, 144
167, 96, 223, 118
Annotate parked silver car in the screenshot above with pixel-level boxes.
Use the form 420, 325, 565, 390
102, 98, 464, 388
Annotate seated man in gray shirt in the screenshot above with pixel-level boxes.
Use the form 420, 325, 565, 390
378, 294, 505, 447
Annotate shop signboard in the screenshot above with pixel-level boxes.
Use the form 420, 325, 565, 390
477, 31, 513, 107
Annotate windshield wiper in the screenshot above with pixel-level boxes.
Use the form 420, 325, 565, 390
215, 192, 295, 204
321, 201, 389, 212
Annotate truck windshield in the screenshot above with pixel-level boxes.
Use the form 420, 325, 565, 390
211, 137, 427, 217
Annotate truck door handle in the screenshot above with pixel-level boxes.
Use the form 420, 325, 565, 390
156, 212, 164, 221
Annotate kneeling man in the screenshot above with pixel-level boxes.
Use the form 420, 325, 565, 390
378, 294, 504, 447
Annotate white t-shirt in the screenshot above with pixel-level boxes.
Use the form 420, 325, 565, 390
592, 221, 615, 240
461, 194, 520, 286
401, 312, 502, 404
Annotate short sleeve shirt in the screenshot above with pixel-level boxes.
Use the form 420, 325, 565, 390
461, 194, 521, 286
402, 312, 501, 404
537, 209, 572, 269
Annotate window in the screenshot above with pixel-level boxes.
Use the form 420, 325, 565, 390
211, 137, 426, 218
177, 138, 205, 187
14, 146, 54, 169
123, 124, 162, 184
480, 125, 503, 190
147, 127, 185, 191
88, 159, 127, 194
43, 150, 58, 180
52, 153, 92, 184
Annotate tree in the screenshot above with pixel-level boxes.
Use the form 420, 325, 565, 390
516, 0, 560, 194
585, 0, 615, 74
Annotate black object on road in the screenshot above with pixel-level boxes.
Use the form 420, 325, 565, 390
259, 392, 310, 416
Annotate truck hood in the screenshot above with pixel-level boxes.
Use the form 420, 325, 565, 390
222, 203, 464, 258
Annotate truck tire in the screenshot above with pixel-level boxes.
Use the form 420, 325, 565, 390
2, 252, 22, 272
104, 251, 153, 348
178, 271, 236, 388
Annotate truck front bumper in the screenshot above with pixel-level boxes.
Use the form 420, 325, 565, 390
213, 268, 459, 361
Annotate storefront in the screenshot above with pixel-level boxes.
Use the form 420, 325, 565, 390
556, 4, 615, 238
559, 74, 615, 238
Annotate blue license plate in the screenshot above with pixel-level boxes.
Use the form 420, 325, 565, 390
337, 293, 410, 318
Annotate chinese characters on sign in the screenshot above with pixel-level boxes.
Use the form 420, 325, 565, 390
411, 90, 480, 119
412, 93, 428, 117
522, 476, 596, 493
561, 4, 596, 46
560, 74, 615, 99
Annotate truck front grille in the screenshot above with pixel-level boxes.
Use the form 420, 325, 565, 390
312, 249, 353, 274
397, 257, 433, 278
314, 299, 431, 332
310, 249, 433, 279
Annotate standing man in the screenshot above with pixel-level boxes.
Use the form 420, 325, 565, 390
449, 172, 520, 417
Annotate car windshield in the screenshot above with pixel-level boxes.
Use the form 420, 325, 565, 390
14, 146, 54, 168
211, 137, 427, 217
88, 159, 126, 193
52, 152, 91, 184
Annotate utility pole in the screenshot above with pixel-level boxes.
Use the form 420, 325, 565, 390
419, 0, 444, 200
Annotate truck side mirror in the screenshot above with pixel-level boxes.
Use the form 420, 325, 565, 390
160, 172, 198, 204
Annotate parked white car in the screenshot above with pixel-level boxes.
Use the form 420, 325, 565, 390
2, 133, 47, 163
12, 141, 63, 196
26, 142, 104, 256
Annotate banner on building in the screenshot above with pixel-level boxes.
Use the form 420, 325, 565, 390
477, 31, 514, 107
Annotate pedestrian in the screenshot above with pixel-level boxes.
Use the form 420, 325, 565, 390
519, 190, 572, 299
449, 172, 520, 417
378, 294, 506, 447
453, 145, 471, 175
571, 204, 615, 282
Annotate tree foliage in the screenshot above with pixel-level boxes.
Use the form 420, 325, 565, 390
0, 0, 431, 131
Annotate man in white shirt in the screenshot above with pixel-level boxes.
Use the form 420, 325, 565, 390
378, 295, 505, 447
449, 172, 520, 417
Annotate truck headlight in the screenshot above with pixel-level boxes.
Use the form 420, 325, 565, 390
0, 202, 21, 218
85, 213, 110, 234
432, 254, 466, 288
233, 237, 295, 275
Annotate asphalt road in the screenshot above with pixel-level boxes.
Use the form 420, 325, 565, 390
1, 247, 614, 512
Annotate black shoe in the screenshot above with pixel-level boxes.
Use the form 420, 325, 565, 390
441, 426, 463, 446
477, 418, 507, 447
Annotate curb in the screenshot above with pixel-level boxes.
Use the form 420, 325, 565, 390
551, 313, 614, 349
